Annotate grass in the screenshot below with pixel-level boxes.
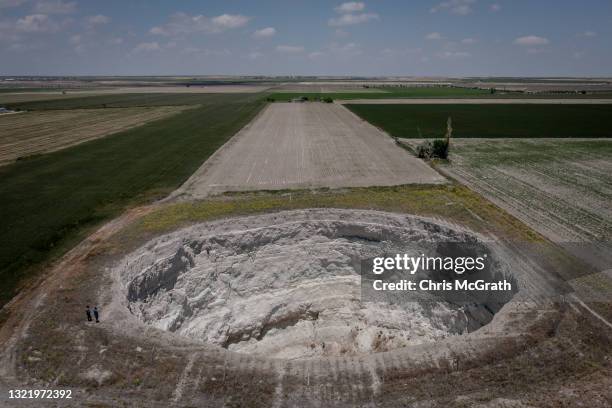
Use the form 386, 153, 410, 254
346, 104, 612, 138
123, 185, 544, 243
0, 93, 265, 306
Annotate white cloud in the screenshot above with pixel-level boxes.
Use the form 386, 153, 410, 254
212, 14, 250, 29
87, 14, 110, 26
430, 0, 476, 15
253, 27, 276, 38
15, 14, 64, 33
34, 0, 76, 14
276, 45, 304, 53
461, 37, 476, 44
328, 12, 378, 26
490, 3, 501, 12
150, 12, 250, 36
108, 37, 123, 45
335, 2, 365, 13
425, 32, 443, 40
248, 51, 264, 59
577, 31, 596, 38
68, 33, 80, 44
308, 51, 324, 59
513, 35, 549, 46
0, 0, 26, 8
437, 50, 471, 58
132, 41, 161, 53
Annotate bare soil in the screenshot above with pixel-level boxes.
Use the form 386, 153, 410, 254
175, 103, 445, 199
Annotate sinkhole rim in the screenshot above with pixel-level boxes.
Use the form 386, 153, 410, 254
117, 209, 518, 359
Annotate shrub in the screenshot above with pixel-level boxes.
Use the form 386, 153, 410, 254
416, 141, 433, 159
432, 139, 449, 159
323, 97, 333, 103
416, 139, 449, 159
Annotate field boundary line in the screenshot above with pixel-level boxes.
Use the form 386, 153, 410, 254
164, 102, 271, 201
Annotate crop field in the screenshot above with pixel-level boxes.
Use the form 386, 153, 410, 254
0, 106, 186, 165
406, 138, 612, 272
2, 92, 258, 110
346, 104, 612, 138
267, 86, 490, 101
176, 103, 444, 198
0, 85, 269, 104
0, 93, 264, 306
0, 91, 107, 104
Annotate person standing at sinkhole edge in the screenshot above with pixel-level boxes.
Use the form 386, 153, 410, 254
86, 305, 92, 322
93, 306, 100, 323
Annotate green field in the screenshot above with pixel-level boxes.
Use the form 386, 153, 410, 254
2, 93, 243, 110
267, 87, 491, 101
0, 93, 265, 306
346, 104, 612, 138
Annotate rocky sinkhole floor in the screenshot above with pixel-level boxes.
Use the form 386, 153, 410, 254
117, 209, 516, 360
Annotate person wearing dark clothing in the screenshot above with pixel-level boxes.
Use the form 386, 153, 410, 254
93, 306, 100, 323
86, 305, 92, 322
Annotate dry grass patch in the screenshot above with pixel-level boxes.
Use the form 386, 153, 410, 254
0, 106, 188, 165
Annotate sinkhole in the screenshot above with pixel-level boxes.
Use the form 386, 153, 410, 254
118, 209, 517, 360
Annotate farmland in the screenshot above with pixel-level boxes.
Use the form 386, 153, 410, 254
398, 138, 612, 273
0, 106, 187, 165
176, 103, 444, 199
2, 92, 255, 110
267, 86, 491, 101
346, 104, 612, 138
0, 93, 264, 306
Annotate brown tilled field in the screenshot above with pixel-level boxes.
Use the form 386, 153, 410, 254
0, 106, 187, 165
176, 102, 445, 199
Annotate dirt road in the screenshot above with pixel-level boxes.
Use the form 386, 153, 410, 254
175, 103, 445, 198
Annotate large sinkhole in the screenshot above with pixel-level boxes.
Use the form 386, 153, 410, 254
119, 209, 517, 359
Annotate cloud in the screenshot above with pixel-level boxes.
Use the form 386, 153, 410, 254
212, 14, 250, 29
430, 0, 476, 15
34, 0, 76, 14
490, 3, 501, 12
577, 31, 596, 38
335, 2, 365, 13
513, 35, 549, 46
68, 33, 80, 44
334, 29, 349, 38
108, 37, 123, 45
328, 12, 378, 26
150, 12, 250, 36
425, 32, 443, 40
308, 51, 324, 59
248, 51, 264, 59
437, 51, 471, 58
15, 14, 65, 32
132, 41, 161, 53
276, 45, 304, 53
87, 14, 110, 26
461, 37, 476, 44
0, 0, 26, 8
253, 27, 276, 38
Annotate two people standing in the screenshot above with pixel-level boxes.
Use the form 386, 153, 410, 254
86, 305, 100, 323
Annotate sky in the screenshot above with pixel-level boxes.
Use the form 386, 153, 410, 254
0, 0, 611, 77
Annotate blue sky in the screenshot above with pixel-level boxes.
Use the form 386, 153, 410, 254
1, 0, 611, 76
